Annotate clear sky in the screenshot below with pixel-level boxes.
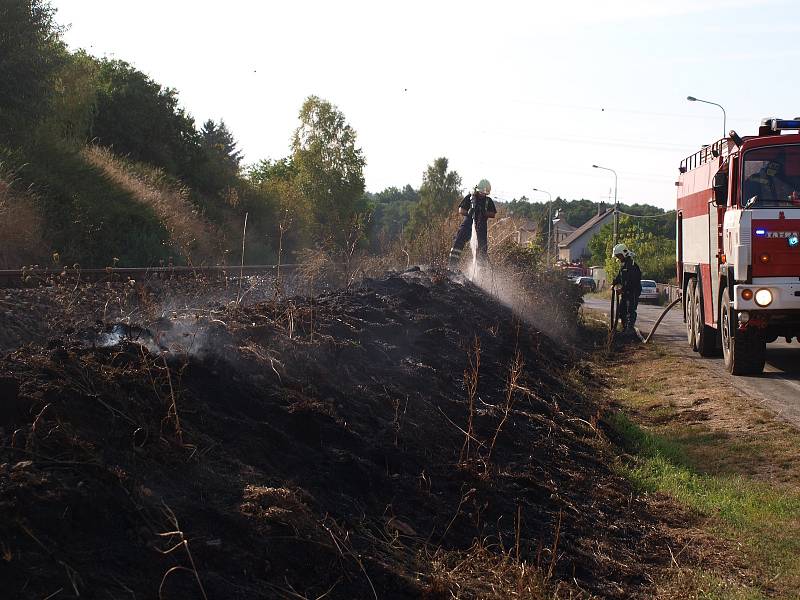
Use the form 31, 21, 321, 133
51, 0, 798, 209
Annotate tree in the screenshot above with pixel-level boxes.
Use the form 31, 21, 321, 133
291, 96, 366, 246
195, 119, 242, 195
42, 50, 100, 143
588, 215, 676, 283
92, 60, 202, 181
366, 184, 420, 249
0, 0, 67, 143
247, 157, 297, 185
406, 157, 462, 239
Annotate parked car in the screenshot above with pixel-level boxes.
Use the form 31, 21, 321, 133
639, 279, 660, 303
574, 276, 596, 293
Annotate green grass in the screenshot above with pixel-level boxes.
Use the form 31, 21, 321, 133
609, 411, 800, 593
1, 141, 173, 267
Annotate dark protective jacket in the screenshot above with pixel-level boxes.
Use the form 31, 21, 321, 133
613, 256, 641, 296
459, 193, 496, 221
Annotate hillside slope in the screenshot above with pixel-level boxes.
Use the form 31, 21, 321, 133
0, 270, 670, 598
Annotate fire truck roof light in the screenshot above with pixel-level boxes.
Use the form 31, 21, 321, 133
755, 228, 767, 236
767, 118, 800, 131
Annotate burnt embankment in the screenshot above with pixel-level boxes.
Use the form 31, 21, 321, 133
0, 269, 669, 598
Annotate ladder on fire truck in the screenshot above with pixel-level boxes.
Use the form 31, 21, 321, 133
680, 138, 732, 173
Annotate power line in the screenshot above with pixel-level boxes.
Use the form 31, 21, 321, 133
617, 209, 676, 219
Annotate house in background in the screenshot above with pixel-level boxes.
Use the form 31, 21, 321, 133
557, 208, 615, 262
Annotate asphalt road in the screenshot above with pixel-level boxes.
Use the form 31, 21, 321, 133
584, 296, 800, 427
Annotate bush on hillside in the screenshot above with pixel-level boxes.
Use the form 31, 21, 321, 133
0, 142, 172, 267
0, 166, 49, 268
83, 145, 224, 265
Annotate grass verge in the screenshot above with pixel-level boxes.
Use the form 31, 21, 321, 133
605, 344, 800, 598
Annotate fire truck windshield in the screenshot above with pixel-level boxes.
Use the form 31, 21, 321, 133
742, 145, 800, 208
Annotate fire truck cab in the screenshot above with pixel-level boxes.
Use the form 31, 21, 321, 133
677, 118, 800, 375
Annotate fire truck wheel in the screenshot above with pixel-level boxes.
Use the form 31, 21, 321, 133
721, 293, 765, 375
692, 281, 718, 357
686, 279, 698, 351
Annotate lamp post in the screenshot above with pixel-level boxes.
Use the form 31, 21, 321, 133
533, 188, 552, 263
687, 95, 727, 140
592, 164, 618, 244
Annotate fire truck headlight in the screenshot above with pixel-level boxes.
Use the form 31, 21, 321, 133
754, 288, 773, 307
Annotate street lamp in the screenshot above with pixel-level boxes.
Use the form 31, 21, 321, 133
592, 164, 618, 244
687, 95, 727, 140
532, 188, 552, 263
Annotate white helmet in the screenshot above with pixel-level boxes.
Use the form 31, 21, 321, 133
612, 242, 633, 259
475, 179, 491, 195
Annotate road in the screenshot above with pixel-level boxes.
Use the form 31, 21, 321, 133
584, 296, 800, 427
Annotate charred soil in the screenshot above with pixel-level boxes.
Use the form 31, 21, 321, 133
1, 269, 673, 598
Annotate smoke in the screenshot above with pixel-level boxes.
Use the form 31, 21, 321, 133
464, 262, 579, 344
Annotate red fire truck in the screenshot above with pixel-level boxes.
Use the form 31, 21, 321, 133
678, 118, 800, 375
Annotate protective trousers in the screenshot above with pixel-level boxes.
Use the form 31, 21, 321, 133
618, 293, 639, 333
448, 216, 488, 267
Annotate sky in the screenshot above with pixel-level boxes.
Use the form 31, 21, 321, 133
51, 0, 800, 210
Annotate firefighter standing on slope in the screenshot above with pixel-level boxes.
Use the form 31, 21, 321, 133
612, 243, 641, 336
448, 179, 497, 269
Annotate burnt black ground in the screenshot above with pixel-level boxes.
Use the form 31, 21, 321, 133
0, 269, 671, 598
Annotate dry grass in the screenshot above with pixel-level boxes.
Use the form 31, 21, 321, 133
83, 145, 223, 265
0, 166, 48, 268
423, 538, 584, 599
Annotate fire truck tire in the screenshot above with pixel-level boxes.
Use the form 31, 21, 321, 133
686, 279, 698, 351
692, 281, 718, 357
721, 293, 765, 375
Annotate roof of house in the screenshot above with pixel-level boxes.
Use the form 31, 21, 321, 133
553, 221, 576, 234
557, 208, 615, 248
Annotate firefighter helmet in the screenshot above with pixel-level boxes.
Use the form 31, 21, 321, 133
475, 179, 491, 195
612, 243, 630, 258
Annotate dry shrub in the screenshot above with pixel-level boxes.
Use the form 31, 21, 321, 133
407, 212, 462, 268
0, 167, 48, 268
83, 145, 223, 265
240, 486, 316, 535
295, 246, 340, 293
423, 541, 569, 599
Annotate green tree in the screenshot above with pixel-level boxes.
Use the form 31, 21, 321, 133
588, 215, 676, 283
0, 0, 67, 143
291, 95, 366, 246
406, 157, 462, 239
92, 60, 202, 181
247, 157, 297, 185
43, 50, 99, 143
366, 184, 420, 248
195, 119, 242, 195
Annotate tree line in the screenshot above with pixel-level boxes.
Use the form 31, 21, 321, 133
0, 1, 469, 267
0, 0, 675, 274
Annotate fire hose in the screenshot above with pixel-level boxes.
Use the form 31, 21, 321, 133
609, 287, 682, 343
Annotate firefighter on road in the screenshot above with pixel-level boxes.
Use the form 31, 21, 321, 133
612, 243, 641, 336
448, 179, 497, 269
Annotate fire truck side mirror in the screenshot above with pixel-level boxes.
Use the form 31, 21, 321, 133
713, 171, 728, 206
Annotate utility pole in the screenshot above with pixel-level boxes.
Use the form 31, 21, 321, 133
533, 188, 552, 263
592, 165, 618, 244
